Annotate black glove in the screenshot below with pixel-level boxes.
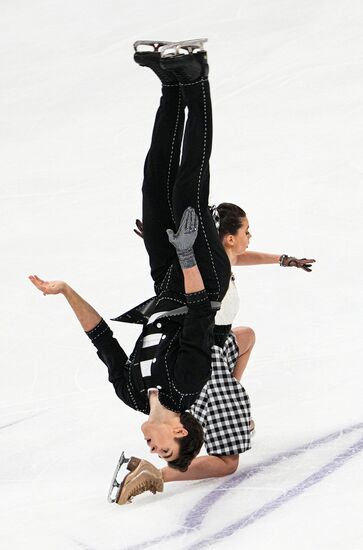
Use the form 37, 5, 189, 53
279, 255, 316, 272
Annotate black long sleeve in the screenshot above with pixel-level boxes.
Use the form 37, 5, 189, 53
86, 319, 130, 402
173, 289, 214, 392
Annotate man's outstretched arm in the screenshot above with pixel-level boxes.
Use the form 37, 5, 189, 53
29, 274, 131, 402
28, 275, 101, 331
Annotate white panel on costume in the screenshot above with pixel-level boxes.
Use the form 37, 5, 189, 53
142, 333, 163, 347
140, 359, 153, 377
215, 275, 240, 325
148, 311, 167, 324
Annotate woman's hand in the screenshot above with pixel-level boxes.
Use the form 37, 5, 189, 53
28, 275, 67, 295
133, 219, 144, 239
279, 256, 316, 272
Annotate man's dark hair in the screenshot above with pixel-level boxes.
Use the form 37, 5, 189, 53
167, 412, 204, 472
217, 202, 246, 239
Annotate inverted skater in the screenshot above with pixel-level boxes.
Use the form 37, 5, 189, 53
29, 38, 235, 503
105, 40, 315, 503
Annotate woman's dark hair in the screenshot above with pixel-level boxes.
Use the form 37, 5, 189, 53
217, 202, 246, 239
167, 412, 204, 472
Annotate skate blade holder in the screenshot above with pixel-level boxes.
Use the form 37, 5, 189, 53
107, 451, 130, 503
160, 38, 208, 58
133, 40, 173, 53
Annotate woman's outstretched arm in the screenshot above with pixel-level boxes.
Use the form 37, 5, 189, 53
236, 251, 280, 265
162, 454, 239, 481
236, 251, 315, 271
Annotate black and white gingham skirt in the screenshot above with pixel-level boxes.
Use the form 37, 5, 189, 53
191, 333, 251, 455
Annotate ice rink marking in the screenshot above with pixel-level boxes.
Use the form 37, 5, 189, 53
124, 422, 363, 549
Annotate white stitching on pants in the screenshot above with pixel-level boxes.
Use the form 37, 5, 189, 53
163, 78, 209, 88
159, 264, 172, 291
162, 82, 180, 88
197, 81, 220, 298
159, 264, 173, 292
166, 89, 182, 228
179, 78, 209, 87
164, 263, 173, 290
155, 295, 185, 308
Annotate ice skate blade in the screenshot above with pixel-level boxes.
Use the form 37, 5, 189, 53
107, 451, 130, 503
133, 40, 173, 53
160, 38, 208, 58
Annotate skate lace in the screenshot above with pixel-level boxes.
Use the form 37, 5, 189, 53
129, 479, 158, 499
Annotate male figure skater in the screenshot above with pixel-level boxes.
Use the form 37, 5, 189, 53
30, 39, 237, 503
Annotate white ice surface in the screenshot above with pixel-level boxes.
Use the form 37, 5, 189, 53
1, 1, 363, 549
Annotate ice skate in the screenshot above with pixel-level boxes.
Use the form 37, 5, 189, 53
133, 40, 173, 53
107, 451, 130, 503
159, 38, 208, 58
159, 38, 209, 83
108, 453, 164, 505
133, 40, 178, 85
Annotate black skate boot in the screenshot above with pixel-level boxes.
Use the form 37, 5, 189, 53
159, 38, 209, 84
133, 40, 178, 85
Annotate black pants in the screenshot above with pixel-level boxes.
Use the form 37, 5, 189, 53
142, 79, 230, 305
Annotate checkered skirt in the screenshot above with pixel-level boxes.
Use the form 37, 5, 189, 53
191, 333, 251, 455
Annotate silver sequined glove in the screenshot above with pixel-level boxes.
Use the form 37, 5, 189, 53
166, 207, 199, 269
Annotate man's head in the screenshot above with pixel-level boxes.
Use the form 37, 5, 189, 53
141, 411, 204, 472
167, 412, 204, 471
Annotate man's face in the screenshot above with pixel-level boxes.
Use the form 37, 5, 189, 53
141, 421, 187, 462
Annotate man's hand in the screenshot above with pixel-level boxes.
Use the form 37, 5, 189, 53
279, 256, 316, 272
29, 275, 102, 331
166, 207, 199, 269
29, 275, 67, 295
133, 219, 144, 239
